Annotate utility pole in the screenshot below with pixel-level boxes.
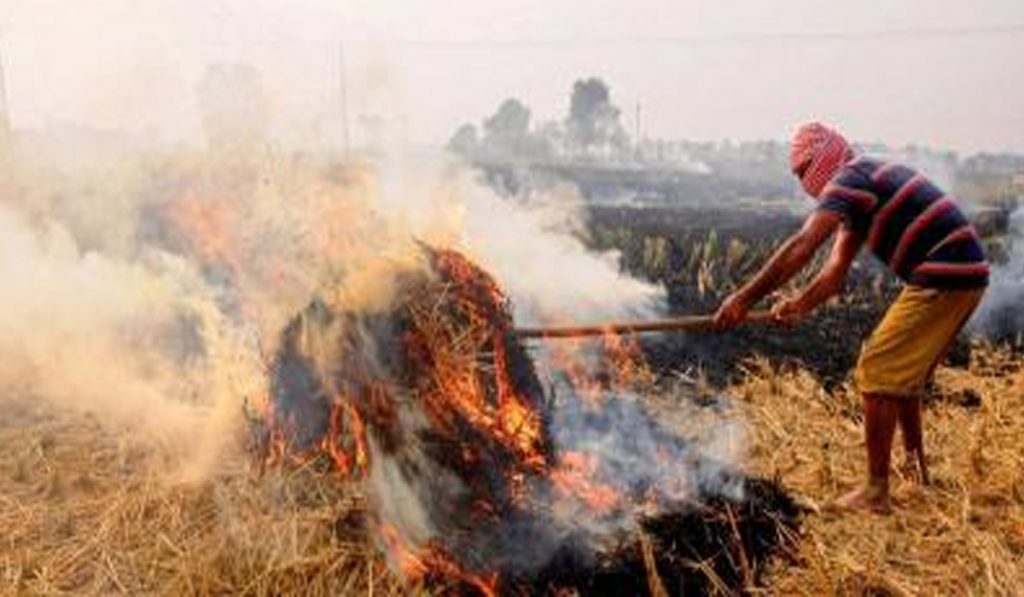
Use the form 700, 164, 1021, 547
338, 42, 351, 159
634, 102, 642, 160
635, 102, 641, 142
0, 36, 10, 133
0, 34, 12, 156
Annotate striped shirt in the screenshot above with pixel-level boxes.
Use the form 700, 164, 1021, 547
818, 157, 989, 289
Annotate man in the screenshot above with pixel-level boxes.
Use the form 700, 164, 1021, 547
714, 123, 988, 514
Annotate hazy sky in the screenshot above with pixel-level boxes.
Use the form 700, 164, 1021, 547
2, 0, 1024, 152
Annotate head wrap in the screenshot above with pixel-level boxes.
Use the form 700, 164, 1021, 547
789, 122, 855, 198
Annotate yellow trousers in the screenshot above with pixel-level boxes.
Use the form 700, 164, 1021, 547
855, 285, 984, 397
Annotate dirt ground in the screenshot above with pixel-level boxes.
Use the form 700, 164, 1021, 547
1, 344, 1021, 595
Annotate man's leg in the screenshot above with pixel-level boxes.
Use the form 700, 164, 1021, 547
899, 303, 978, 486
836, 392, 899, 513
897, 396, 929, 485
845, 285, 983, 514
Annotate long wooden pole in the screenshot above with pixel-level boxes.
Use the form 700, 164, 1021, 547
515, 311, 774, 339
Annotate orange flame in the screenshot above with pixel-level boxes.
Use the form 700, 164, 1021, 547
551, 451, 621, 514
545, 329, 653, 407
405, 250, 548, 469
323, 398, 369, 476
164, 197, 241, 272
379, 524, 498, 597
259, 247, 663, 593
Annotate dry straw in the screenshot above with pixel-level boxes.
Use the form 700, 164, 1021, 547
1, 342, 1021, 595
733, 343, 1024, 596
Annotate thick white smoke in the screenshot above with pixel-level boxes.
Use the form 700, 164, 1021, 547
971, 208, 1024, 342
0, 197, 266, 480
462, 181, 664, 324
0, 133, 672, 485
0, 53, 740, 582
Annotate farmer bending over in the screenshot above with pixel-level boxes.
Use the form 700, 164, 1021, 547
714, 123, 988, 514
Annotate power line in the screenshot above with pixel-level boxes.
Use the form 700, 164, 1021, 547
381, 23, 1024, 48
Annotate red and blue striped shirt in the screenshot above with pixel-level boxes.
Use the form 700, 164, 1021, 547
818, 157, 988, 289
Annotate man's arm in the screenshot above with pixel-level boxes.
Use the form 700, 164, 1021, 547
714, 209, 844, 329
779, 226, 862, 318
786, 226, 860, 311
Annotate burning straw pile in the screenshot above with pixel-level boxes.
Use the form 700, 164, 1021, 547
256, 245, 800, 595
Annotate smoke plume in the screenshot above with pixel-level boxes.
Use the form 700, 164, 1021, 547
972, 208, 1024, 344
0, 123, 667, 484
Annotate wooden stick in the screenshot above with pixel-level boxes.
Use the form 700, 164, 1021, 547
515, 310, 775, 339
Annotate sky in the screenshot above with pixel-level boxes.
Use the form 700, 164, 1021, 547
2, 0, 1024, 153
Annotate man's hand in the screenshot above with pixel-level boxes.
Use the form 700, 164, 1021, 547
711, 210, 842, 331
713, 292, 750, 331
770, 226, 862, 326
770, 295, 810, 326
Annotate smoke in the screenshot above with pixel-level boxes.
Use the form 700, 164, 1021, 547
197, 64, 270, 155
553, 389, 743, 495
971, 208, 1024, 344
0, 204, 193, 428
0, 116, 667, 483
363, 151, 665, 324
461, 181, 664, 324
860, 147, 1024, 346
0, 50, 744, 583
0, 198, 262, 480
260, 232, 741, 578
872, 145, 960, 192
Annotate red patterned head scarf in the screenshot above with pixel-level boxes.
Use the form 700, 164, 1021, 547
789, 122, 855, 198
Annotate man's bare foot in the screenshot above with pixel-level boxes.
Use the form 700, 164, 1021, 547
833, 485, 892, 515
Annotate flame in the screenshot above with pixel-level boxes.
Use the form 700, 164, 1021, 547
323, 398, 369, 476
379, 524, 498, 597
492, 333, 546, 466
601, 332, 655, 387
551, 451, 621, 514
545, 327, 654, 407
164, 197, 241, 272
258, 247, 670, 593
405, 249, 547, 467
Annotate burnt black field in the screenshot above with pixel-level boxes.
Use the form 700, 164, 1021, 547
583, 204, 983, 387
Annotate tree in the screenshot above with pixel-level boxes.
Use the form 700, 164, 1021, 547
447, 123, 479, 157
483, 99, 531, 141
480, 98, 534, 161
564, 77, 628, 156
